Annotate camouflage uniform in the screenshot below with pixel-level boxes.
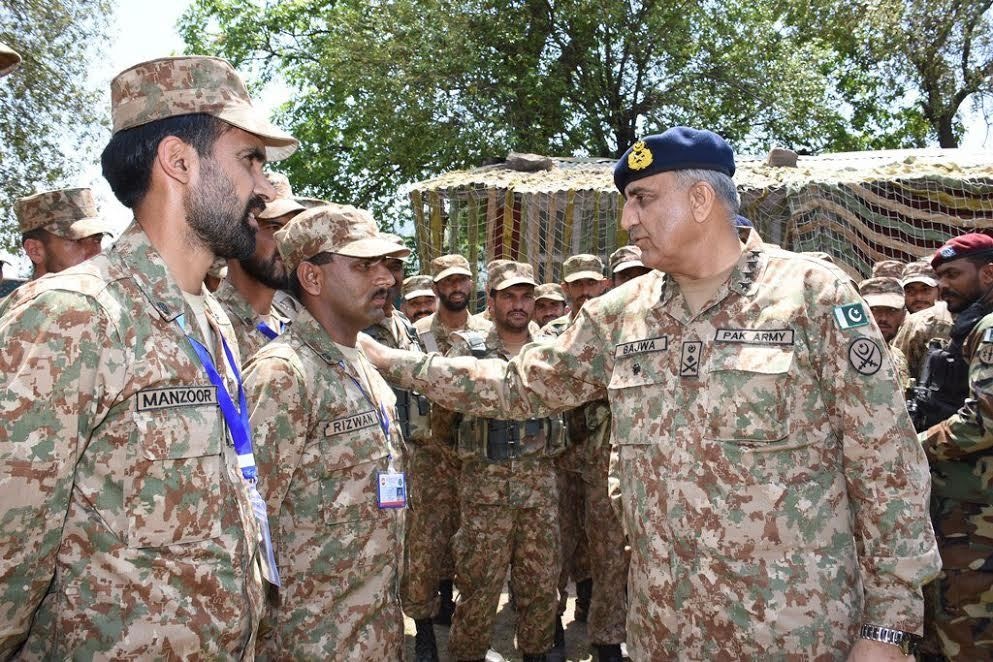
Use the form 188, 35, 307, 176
214, 278, 289, 360
446, 326, 563, 659
244, 308, 405, 659
919, 312, 993, 660
407, 307, 491, 615
379, 232, 941, 659
894, 301, 954, 380
15, 187, 116, 241
0, 222, 267, 658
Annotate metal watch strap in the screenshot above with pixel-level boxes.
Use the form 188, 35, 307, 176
859, 623, 921, 655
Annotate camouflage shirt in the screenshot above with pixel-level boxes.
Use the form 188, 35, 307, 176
214, 279, 288, 361
244, 307, 405, 659
380, 233, 940, 659
893, 301, 954, 381
363, 312, 430, 443
0, 221, 266, 659
448, 326, 561, 509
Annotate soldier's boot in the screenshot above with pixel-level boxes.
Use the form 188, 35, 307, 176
595, 643, 624, 662
414, 618, 439, 662
435, 578, 456, 626
546, 615, 566, 662
574, 577, 593, 623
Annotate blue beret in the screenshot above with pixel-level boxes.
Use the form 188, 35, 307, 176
613, 126, 736, 193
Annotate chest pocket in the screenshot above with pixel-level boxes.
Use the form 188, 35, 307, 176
319, 411, 390, 525
127, 401, 224, 548
607, 351, 672, 444
705, 345, 795, 444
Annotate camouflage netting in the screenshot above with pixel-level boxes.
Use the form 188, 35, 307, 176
407, 149, 993, 296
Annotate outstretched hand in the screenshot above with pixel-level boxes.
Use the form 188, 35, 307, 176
357, 332, 390, 370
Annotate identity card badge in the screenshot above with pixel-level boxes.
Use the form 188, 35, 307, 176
377, 470, 407, 509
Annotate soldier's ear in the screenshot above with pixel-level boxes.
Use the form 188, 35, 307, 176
22, 237, 45, 267
688, 180, 715, 224
297, 261, 323, 297
156, 136, 196, 185
979, 261, 993, 287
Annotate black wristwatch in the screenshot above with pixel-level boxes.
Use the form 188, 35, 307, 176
859, 623, 921, 655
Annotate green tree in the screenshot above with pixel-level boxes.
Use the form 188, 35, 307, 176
0, 0, 113, 252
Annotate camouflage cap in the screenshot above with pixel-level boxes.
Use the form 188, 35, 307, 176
110, 56, 298, 161
901, 260, 938, 288
534, 282, 566, 302
859, 277, 905, 310
258, 172, 305, 220
0, 41, 21, 78
296, 197, 330, 209
275, 204, 410, 273
15, 187, 116, 240
380, 233, 409, 262
562, 254, 606, 283
610, 245, 645, 273
489, 260, 537, 291
431, 254, 472, 282
870, 259, 906, 279
402, 274, 436, 300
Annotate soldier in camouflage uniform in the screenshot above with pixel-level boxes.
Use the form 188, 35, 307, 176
410, 253, 491, 628
873, 258, 907, 279
445, 261, 565, 662
895, 261, 954, 381
915, 233, 993, 661
0, 55, 297, 658
361, 127, 940, 660
859, 276, 911, 388
215, 172, 305, 360
401, 273, 438, 323
15, 187, 115, 279
610, 244, 651, 286
902, 260, 940, 314
533, 282, 567, 327
244, 204, 409, 659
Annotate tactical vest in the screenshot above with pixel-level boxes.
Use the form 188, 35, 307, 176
454, 330, 567, 463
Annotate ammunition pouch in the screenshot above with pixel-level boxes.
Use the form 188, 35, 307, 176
394, 386, 431, 443
457, 415, 566, 462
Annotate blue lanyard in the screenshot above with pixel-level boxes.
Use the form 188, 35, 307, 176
178, 314, 257, 481
255, 320, 281, 340
338, 359, 391, 441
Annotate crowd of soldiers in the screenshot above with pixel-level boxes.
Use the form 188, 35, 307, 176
0, 44, 990, 662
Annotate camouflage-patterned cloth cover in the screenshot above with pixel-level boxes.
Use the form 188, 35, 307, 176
15, 187, 115, 239
213, 279, 288, 361
0, 221, 266, 658
243, 308, 405, 659
445, 327, 561, 658
378, 231, 940, 659
894, 301, 954, 380
919, 312, 993, 660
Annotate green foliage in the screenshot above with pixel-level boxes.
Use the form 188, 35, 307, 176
0, 0, 112, 253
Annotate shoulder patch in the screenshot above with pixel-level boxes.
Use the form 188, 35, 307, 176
977, 342, 993, 365
834, 303, 870, 330
847, 337, 882, 376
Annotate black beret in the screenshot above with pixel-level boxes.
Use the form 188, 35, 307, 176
613, 126, 736, 193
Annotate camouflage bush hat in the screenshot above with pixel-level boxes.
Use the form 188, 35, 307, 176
610, 245, 645, 273
431, 254, 472, 282
901, 260, 938, 288
402, 275, 436, 300
562, 254, 605, 283
0, 41, 21, 78
859, 277, 905, 309
15, 187, 116, 240
275, 204, 410, 273
489, 261, 537, 291
258, 172, 306, 220
534, 283, 566, 302
110, 56, 298, 161
870, 259, 905, 279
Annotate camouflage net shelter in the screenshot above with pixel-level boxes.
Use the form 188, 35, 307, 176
407, 148, 993, 295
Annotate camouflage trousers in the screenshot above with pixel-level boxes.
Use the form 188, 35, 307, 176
449, 498, 561, 659
581, 443, 629, 645
922, 499, 993, 660
556, 467, 590, 614
401, 443, 461, 619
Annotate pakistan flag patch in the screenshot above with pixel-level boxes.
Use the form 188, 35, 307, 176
834, 303, 869, 330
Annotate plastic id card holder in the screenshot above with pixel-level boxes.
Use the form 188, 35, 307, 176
377, 470, 407, 509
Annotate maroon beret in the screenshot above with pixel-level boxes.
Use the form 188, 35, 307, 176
931, 233, 993, 269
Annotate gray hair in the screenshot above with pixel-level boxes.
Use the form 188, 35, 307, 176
674, 169, 740, 221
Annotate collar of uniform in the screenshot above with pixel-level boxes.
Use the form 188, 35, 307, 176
489, 324, 540, 358
213, 278, 257, 327
292, 306, 349, 367
110, 220, 189, 322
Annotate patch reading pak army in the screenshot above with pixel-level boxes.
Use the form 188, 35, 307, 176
714, 328, 795, 345
325, 410, 379, 437
834, 303, 869, 330
848, 337, 882, 375
615, 336, 668, 358
680, 341, 702, 378
136, 386, 218, 411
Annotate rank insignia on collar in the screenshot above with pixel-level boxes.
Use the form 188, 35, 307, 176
628, 140, 653, 171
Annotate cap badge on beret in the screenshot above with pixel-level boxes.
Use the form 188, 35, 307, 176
628, 140, 653, 171
940, 246, 956, 259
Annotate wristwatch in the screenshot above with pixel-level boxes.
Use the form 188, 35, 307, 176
859, 623, 921, 655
